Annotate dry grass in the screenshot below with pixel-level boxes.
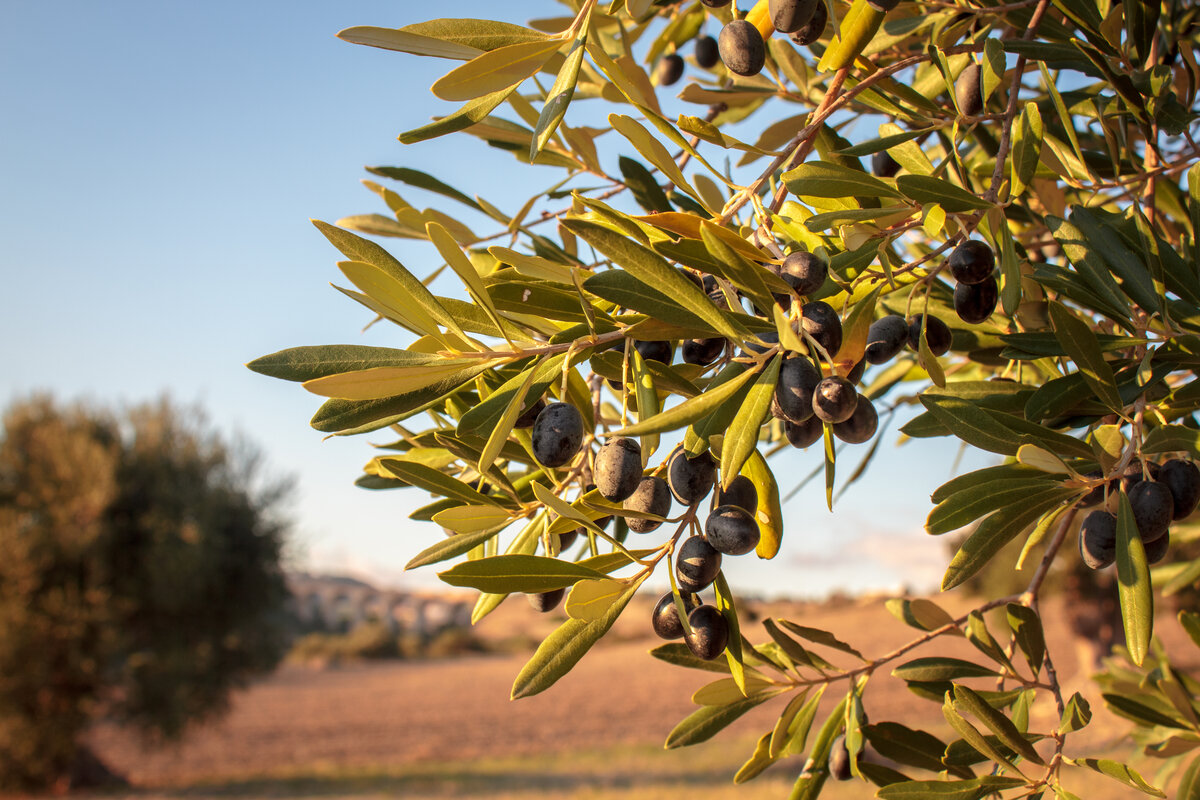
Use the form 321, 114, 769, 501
77, 593, 1193, 799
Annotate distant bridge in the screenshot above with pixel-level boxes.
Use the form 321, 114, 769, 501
286, 575, 473, 638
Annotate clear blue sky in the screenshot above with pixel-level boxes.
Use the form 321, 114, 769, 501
1, 1, 994, 598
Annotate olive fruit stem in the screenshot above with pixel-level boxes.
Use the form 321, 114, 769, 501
625, 501, 706, 637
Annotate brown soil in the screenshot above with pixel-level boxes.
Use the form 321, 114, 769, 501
85, 592, 1180, 791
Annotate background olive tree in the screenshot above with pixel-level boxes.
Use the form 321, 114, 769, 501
253, 0, 1200, 795
0, 397, 291, 791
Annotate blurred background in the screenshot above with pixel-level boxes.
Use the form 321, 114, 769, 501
0, 2, 1147, 798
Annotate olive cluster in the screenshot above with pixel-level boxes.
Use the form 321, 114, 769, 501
946, 240, 1000, 325
523, 378, 766, 660
1079, 458, 1200, 569
599, 439, 761, 660
518, 239, 942, 652
869, 133, 1002, 328
523, 401, 755, 642
655, 0, 828, 79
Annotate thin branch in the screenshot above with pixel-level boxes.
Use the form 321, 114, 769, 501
984, 0, 1054, 203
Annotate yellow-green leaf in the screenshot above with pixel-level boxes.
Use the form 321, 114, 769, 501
427, 221, 511, 346
609, 114, 707, 210
478, 361, 539, 474
1016, 443, 1070, 474
431, 505, 513, 533
665, 695, 772, 749
302, 361, 488, 400
1011, 102, 1044, 197
720, 356, 780, 489
631, 347, 661, 459
782, 161, 901, 200
512, 573, 646, 698
614, 362, 753, 438
896, 174, 994, 212
431, 38, 563, 102
317, 218, 470, 342
533, 481, 608, 539
692, 676, 776, 706
438, 553, 606, 593
566, 219, 747, 341
744, 450, 784, 560
400, 83, 520, 144
565, 577, 629, 621
337, 25, 483, 60
1116, 490, 1153, 666
885, 598, 959, 632
532, 15, 589, 160
1048, 301, 1123, 413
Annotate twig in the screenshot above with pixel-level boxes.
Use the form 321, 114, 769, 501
983, 0, 1054, 203
1019, 506, 1079, 606
784, 594, 1019, 689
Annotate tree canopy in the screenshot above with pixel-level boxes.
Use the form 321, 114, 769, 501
253, 0, 1200, 795
0, 397, 291, 790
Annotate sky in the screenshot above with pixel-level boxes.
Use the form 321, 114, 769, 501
0, 1, 996, 599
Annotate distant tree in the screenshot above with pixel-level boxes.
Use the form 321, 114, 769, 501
0, 396, 292, 791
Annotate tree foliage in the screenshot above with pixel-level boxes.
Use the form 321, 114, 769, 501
255, 0, 1200, 795
0, 397, 291, 790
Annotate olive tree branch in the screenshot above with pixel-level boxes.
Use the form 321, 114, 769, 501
983, 0, 1053, 203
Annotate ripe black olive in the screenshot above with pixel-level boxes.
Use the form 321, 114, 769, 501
595, 437, 643, 502
871, 150, 901, 178
651, 591, 701, 639
718, 20, 766, 77
1080, 510, 1117, 569
954, 276, 999, 324
683, 337, 726, 365
668, 448, 717, 505
800, 300, 843, 357
789, 1, 827, 45
685, 604, 729, 660
1160, 458, 1200, 520
907, 314, 953, 355
947, 240, 996, 285
531, 402, 585, 468
773, 355, 821, 424
1129, 480, 1173, 543
715, 474, 758, 514
785, 415, 825, 449
528, 588, 565, 613
705, 504, 760, 555
514, 396, 547, 429
865, 315, 908, 364
676, 535, 722, 592
695, 35, 721, 69
812, 376, 858, 424
779, 251, 828, 297
769, 0, 820, 33
657, 54, 685, 86
832, 393, 878, 444
624, 476, 673, 533
956, 62, 983, 116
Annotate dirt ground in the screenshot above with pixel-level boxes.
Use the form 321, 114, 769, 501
83, 592, 1189, 796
